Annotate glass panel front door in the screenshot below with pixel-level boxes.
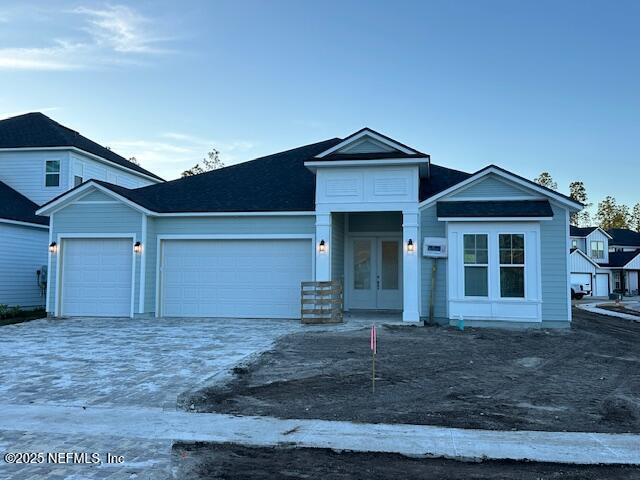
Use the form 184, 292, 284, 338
347, 237, 402, 310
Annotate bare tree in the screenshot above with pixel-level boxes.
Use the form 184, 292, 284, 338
128, 156, 140, 166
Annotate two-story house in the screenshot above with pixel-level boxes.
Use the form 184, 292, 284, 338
569, 226, 640, 297
0, 112, 163, 309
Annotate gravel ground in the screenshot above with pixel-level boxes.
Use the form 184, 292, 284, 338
186, 309, 640, 433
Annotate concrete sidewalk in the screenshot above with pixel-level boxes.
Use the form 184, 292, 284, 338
1, 403, 638, 466
577, 302, 640, 321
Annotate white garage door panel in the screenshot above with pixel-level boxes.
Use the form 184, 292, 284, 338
595, 274, 609, 297
161, 239, 312, 318
62, 238, 132, 317
571, 273, 592, 296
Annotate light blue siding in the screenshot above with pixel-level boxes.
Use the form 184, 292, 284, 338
540, 204, 570, 323
348, 212, 402, 232
143, 215, 316, 313
0, 150, 70, 205
48, 199, 143, 313
449, 175, 536, 199
419, 205, 448, 321
331, 213, 345, 284
79, 190, 118, 202
0, 223, 48, 308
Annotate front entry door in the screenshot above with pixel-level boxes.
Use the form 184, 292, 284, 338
348, 237, 402, 310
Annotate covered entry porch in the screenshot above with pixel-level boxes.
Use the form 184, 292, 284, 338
314, 211, 420, 322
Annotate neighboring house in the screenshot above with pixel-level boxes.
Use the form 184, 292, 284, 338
569, 226, 640, 296
0, 112, 163, 308
37, 128, 582, 327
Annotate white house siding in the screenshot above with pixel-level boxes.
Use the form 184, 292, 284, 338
540, 204, 571, 324
47, 192, 143, 314
143, 215, 316, 314
69, 152, 156, 189
585, 229, 610, 264
569, 251, 597, 275
0, 150, 70, 205
0, 223, 48, 308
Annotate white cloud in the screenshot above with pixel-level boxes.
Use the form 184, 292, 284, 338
0, 4, 172, 71
109, 133, 256, 180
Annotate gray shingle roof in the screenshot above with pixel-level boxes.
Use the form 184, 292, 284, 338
570, 226, 599, 237
0, 181, 48, 225
607, 228, 640, 247
599, 249, 640, 268
437, 200, 553, 218
0, 112, 163, 181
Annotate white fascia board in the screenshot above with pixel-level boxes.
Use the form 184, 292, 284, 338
305, 158, 429, 170
0, 218, 49, 229
420, 167, 584, 211
151, 211, 315, 217
315, 129, 417, 157
586, 227, 614, 240
36, 181, 153, 216
0, 146, 163, 184
437, 216, 553, 222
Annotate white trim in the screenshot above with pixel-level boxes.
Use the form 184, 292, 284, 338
419, 167, 583, 211
437, 216, 553, 222
444, 195, 547, 202
54, 233, 137, 318
46, 213, 54, 313
154, 234, 315, 318
0, 218, 49, 229
152, 211, 316, 217
315, 129, 418, 158
138, 214, 147, 314
566, 210, 572, 322
0, 146, 163, 184
571, 248, 601, 269
73, 200, 119, 205
305, 158, 428, 169
36, 181, 154, 216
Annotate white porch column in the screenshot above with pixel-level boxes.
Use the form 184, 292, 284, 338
402, 211, 420, 322
315, 212, 331, 281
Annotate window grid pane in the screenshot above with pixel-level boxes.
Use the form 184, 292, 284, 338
499, 234, 525, 298
463, 234, 488, 297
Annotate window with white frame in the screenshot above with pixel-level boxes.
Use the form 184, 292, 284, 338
499, 233, 525, 298
45, 160, 60, 187
590, 240, 604, 259
463, 234, 488, 297
74, 175, 83, 187
571, 239, 578, 249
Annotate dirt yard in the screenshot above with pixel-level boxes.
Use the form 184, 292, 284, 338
172, 443, 639, 480
186, 309, 640, 433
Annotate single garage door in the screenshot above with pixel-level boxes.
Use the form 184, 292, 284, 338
160, 239, 312, 318
571, 273, 592, 296
595, 273, 609, 297
61, 238, 133, 317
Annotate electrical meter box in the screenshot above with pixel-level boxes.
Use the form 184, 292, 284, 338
422, 237, 448, 258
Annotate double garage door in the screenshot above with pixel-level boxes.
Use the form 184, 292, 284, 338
60, 237, 312, 319
160, 239, 312, 318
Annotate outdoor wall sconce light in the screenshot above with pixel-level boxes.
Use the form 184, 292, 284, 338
407, 239, 415, 253
134, 241, 143, 254
48, 241, 57, 254
318, 239, 327, 253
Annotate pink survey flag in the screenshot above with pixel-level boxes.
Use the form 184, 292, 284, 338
370, 324, 377, 354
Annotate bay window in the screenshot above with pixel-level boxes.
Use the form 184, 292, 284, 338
499, 234, 525, 298
463, 234, 488, 297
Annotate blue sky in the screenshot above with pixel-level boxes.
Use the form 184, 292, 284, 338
0, 1, 638, 209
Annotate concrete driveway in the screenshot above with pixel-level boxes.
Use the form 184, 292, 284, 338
0, 316, 304, 408
0, 315, 371, 479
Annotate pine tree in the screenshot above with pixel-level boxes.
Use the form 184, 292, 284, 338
534, 172, 558, 190
569, 181, 591, 226
596, 196, 630, 230
631, 203, 640, 232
